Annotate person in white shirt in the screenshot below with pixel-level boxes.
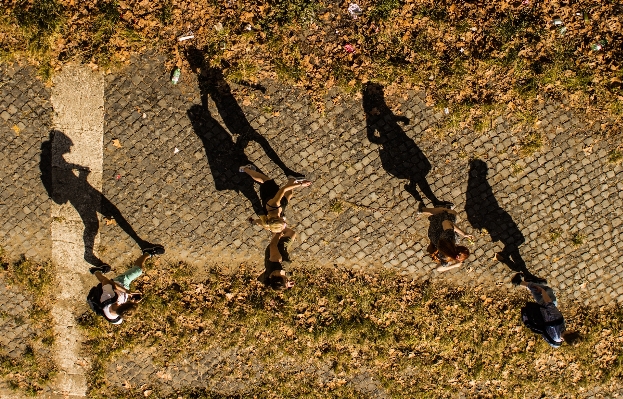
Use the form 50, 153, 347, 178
89, 245, 164, 324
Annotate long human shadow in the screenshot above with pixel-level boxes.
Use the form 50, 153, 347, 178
362, 82, 447, 206
465, 159, 545, 281
40, 130, 151, 266
185, 47, 301, 215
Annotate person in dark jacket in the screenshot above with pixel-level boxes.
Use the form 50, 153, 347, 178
512, 273, 579, 347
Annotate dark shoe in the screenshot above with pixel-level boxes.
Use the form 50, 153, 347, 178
416, 201, 425, 215
511, 273, 523, 287
90, 264, 111, 274
143, 245, 165, 257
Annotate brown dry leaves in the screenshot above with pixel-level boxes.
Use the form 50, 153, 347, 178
80, 260, 623, 398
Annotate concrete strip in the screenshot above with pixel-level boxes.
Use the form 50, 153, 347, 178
50, 65, 104, 397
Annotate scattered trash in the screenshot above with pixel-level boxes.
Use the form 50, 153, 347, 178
142, 113, 147, 119
344, 44, 355, 53
470, 27, 477, 32
459, 48, 465, 53
177, 31, 194, 42
348, 3, 363, 19
244, 24, 252, 31
174, 147, 180, 154
429, 74, 434, 81
112, 139, 122, 148
214, 22, 223, 32
219, 41, 227, 50
115, 174, 121, 180
171, 67, 181, 84
551, 17, 566, 35
444, 107, 450, 115
591, 40, 607, 51
521, 0, 529, 5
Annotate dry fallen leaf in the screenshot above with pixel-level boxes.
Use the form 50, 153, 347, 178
12, 125, 20, 136
112, 139, 122, 148
105, 218, 117, 226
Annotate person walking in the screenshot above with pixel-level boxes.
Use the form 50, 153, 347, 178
512, 273, 579, 347
87, 245, 164, 324
240, 165, 311, 233
263, 230, 296, 290
420, 203, 472, 272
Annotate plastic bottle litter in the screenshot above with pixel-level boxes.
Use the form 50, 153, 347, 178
177, 31, 194, 42
171, 67, 181, 84
590, 40, 607, 51
551, 18, 566, 35
344, 44, 355, 53
348, 3, 363, 19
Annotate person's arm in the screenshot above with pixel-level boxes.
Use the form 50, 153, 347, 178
266, 181, 308, 208
452, 224, 473, 240
268, 232, 282, 263
436, 263, 462, 272
532, 284, 553, 304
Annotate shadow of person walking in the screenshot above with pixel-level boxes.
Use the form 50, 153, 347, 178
362, 82, 450, 207
40, 130, 152, 266
185, 47, 302, 215
465, 159, 545, 282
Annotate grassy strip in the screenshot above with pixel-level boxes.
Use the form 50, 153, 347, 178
1, 1, 623, 122
0, 249, 56, 396
80, 260, 623, 398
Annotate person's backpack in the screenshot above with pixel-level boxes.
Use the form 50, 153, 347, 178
521, 302, 564, 346
87, 283, 121, 324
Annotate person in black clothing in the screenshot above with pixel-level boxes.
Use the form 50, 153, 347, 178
512, 273, 579, 347
263, 230, 296, 290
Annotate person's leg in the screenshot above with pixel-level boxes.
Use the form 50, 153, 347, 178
112, 254, 148, 290
241, 166, 270, 183
420, 207, 453, 216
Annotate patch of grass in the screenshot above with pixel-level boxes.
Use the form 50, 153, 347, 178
226, 59, 260, 83
515, 109, 538, 126
79, 258, 623, 398
274, 58, 304, 83
0, 250, 56, 395
571, 232, 586, 247
329, 199, 344, 214
511, 162, 524, 176
157, 0, 173, 26
370, 0, 400, 20
608, 149, 623, 164
549, 228, 563, 242
12, 0, 65, 53
520, 132, 543, 156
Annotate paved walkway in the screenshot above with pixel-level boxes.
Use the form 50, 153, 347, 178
1, 53, 622, 396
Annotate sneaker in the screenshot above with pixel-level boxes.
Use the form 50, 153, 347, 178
239, 164, 256, 172
143, 245, 165, 257
416, 201, 425, 215
287, 175, 310, 184
89, 264, 111, 275
439, 201, 455, 210
511, 273, 523, 287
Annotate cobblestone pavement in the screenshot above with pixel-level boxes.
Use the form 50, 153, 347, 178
105, 345, 387, 398
98, 53, 622, 307
1, 53, 623, 397
0, 64, 53, 262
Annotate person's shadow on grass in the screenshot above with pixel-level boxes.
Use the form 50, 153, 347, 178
465, 159, 546, 282
185, 47, 302, 215
40, 130, 153, 266
362, 82, 450, 207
